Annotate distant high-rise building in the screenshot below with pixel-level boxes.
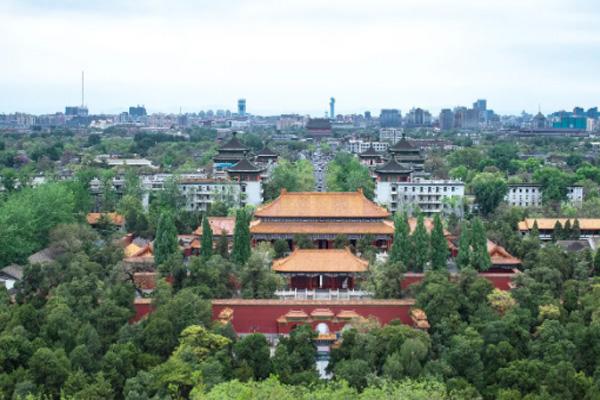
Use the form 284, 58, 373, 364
238, 99, 246, 116
330, 97, 335, 119
473, 99, 487, 112
439, 109, 454, 131
129, 105, 147, 118
364, 111, 371, 120
380, 109, 402, 128
573, 106, 584, 116
405, 107, 431, 127
65, 106, 88, 117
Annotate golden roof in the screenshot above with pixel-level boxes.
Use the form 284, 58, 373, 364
311, 308, 335, 318
272, 248, 369, 273
487, 240, 521, 265
193, 217, 236, 236
254, 190, 390, 218
86, 212, 125, 226
336, 310, 361, 320
284, 310, 309, 319
518, 218, 600, 231
251, 220, 394, 235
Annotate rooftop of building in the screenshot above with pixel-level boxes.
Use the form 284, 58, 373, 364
518, 218, 599, 231
226, 158, 264, 173
212, 298, 415, 306
374, 158, 413, 174
254, 189, 390, 219
194, 216, 236, 236
86, 212, 125, 226
272, 248, 369, 273
218, 133, 249, 151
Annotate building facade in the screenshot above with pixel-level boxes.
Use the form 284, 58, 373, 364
505, 184, 583, 207
375, 178, 465, 215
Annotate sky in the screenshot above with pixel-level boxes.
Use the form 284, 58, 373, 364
1, 0, 600, 116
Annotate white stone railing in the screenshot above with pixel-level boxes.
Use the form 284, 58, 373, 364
274, 288, 372, 300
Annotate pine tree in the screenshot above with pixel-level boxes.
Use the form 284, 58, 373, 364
563, 219, 572, 240
593, 249, 600, 276
154, 212, 178, 267
200, 216, 213, 259
551, 220, 563, 242
389, 213, 411, 267
572, 219, 581, 240
411, 214, 429, 272
232, 208, 252, 265
470, 217, 491, 271
456, 221, 471, 269
531, 220, 540, 239
216, 230, 229, 259
430, 214, 448, 271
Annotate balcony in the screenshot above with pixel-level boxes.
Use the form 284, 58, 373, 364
275, 288, 373, 300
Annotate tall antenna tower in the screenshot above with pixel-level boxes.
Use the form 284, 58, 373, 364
81, 71, 85, 107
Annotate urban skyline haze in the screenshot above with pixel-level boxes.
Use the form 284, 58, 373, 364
1, 0, 599, 115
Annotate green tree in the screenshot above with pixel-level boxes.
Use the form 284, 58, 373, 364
28, 347, 71, 398
200, 216, 214, 259
231, 208, 252, 265
272, 325, 318, 385
333, 234, 349, 249
572, 219, 581, 240
470, 217, 491, 271
263, 159, 315, 200
456, 222, 471, 269
389, 213, 411, 268
471, 172, 508, 215
371, 260, 405, 299
430, 214, 448, 270
293, 234, 315, 249
273, 239, 290, 258
154, 212, 178, 267
234, 334, 272, 381
326, 152, 375, 199
411, 215, 429, 272
216, 230, 229, 259
552, 220, 563, 242
240, 246, 279, 299
119, 195, 150, 237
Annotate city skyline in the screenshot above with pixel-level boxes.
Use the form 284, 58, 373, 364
1, 0, 600, 115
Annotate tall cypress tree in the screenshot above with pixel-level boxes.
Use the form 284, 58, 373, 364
154, 212, 178, 267
200, 216, 213, 259
563, 219, 572, 240
411, 214, 429, 272
456, 221, 471, 269
572, 219, 581, 240
551, 220, 563, 242
216, 229, 229, 259
531, 220, 540, 239
470, 217, 491, 271
232, 208, 252, 265
389, 213, 411, 267
430, 214, 448, 270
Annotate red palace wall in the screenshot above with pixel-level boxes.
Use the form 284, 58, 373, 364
212, 299, 415, 335
132, 299, 155, 323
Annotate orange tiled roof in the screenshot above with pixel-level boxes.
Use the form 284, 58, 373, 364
284, 310, 309, 319
272, 248, 369, 273
254, 190, 390, 218
336, 310, 361, 320
518, 218, 600, 231
133, 272, 158, 290
193, 217, 236, 236
86, 212, 125, 226
487, 240, 521, 265
311, 308, 335, 318
251, 220, 394, 235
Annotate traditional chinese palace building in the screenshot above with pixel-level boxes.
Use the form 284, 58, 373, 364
272, 248, 368, 294
213, 133, 249, 169
250, 190, 394, 250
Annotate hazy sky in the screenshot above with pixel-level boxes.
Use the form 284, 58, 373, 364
1, 0, 599, 116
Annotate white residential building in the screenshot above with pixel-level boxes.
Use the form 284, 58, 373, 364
379, 128, 404, 144
505, 184, 583, 207
346, 140, 388, 154
375, 178, 465, 216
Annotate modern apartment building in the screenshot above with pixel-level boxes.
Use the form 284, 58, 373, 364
505, 184, 583, 207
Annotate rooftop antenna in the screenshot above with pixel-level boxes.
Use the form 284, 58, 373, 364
81, 70, 85, 108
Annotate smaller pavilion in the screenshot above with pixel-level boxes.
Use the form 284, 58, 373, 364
272, 248, 368, 292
